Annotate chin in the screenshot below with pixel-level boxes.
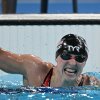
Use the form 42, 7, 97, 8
66, 76, 76, 81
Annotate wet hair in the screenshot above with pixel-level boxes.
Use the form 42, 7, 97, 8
56, 34, 88, 59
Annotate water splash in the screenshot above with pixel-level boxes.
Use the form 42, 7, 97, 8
0, 72, 100, 100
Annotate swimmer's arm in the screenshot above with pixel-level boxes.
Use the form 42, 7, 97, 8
0, 48, 26, 75
81, 74, 100, 86
89, 76, 100, 86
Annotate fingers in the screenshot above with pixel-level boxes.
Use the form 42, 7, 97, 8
90, 76, 100, 86
82, 75, 90, 85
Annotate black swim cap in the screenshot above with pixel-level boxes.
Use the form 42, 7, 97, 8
56, 34, 88, 59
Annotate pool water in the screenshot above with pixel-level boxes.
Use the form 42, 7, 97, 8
0, 86, 100, 100
0, 72, 100, 100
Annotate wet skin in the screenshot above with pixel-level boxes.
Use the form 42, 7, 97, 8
0, 48, 100, 87
50, 55, 85, 87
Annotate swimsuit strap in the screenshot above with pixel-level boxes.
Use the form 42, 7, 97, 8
41, 68, 53, 87
41, 69, 84, 87
78, 74, 84, 86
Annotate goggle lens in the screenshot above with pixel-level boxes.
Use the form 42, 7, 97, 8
60, 51, 87, 63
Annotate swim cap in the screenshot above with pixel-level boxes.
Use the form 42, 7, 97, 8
56, 34, 88, 60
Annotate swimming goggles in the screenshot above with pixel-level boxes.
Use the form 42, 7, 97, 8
60, 50, 87, 63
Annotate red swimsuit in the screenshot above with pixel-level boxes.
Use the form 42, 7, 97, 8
41, 68, 53, 87
41, 68, 84, 87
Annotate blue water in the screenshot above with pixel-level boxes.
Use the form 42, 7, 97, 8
0, 85, 100, 100
0, 72, 100, 100
0, 86, 100, 100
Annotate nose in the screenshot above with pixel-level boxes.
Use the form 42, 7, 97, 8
68, 58, 77, 65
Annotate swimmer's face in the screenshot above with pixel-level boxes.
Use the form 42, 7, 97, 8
56, 52, 86, 81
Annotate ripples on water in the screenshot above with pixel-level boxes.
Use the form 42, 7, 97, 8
0, 72, 100, 100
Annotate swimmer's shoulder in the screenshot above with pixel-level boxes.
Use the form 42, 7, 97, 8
21, 54, 44, 63
44, 62, 55, 69
21, 54, 54, 69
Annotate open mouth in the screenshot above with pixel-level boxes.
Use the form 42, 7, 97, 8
64, 68, 77, 75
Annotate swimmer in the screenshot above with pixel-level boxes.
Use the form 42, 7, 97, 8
0, 34, 100, 87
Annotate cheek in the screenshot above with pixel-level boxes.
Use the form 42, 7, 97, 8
78, 61, 86, 67
77, 63, 85, 73
56, 56, 64, 64
56, 57, 67, 68
57, 58, 67, 66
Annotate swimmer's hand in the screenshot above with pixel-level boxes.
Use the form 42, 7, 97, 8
89, 76, 100, 86
77, 74, 100, 86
